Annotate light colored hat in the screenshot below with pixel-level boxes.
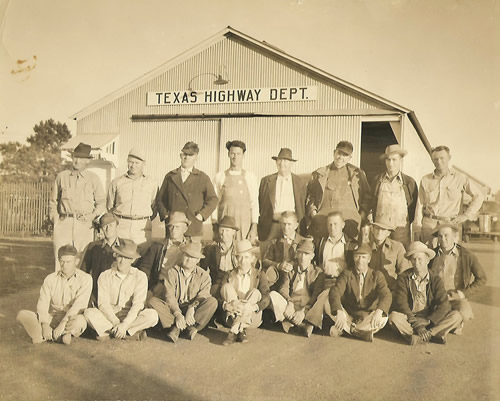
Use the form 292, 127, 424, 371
432, 223, 459, 237
405, 241, 436, 259
167, 211, 191, 226
112, 239, 140, 259
128, 147, 146, 162
234, 239, 260, 256
379, 144, 408, 160
180, 242, 205, 259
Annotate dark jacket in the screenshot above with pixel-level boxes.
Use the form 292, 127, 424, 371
391, 268, 451, 325
329, 267, 392, 320
313, 234, 357, 271
262, 233, 306, 271
157, 167, 218, 237
371, 172, 418, 223
258, 173, 307, 240
430, 244, 487, 298
200, 242, 238, 297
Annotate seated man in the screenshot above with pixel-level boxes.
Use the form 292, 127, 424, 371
148, 242, 217, 343
17, 245, 92, 345
328, 244, 392, 342
368, 220, 409, 292
220, 240, 270, 345
430, 223, 487, 332
81, 212, 123, 305
84, 240, 158, 341
269, 237, 324, 337
137, 211, 190, 296
262, 211, 305, 288
389, 241, 463, 345
200, 215, 239, 297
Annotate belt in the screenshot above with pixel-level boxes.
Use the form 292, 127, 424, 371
423, 212, 454, 221
114, 213, 150, 221
59, 213, 85, 218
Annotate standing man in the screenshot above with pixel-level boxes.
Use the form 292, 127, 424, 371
307, 141, 371, 240
414, 145, 484, 244
107, 148, 158, 252
371, 144, 418, 250
157, 142, 218, 240
50, 142, 106, 271
212, 140, 259, 243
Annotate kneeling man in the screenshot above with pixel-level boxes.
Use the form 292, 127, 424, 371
17, 245, 92, 344
328, 244, 392, 342
389, 241, 463, 345
85, 240, 158, 341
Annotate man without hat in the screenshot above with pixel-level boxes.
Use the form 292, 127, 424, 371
258, 148, 307, 248
81, 212, 124, 305
219, 240, 270, 345
17, 245, 92, 345
107, 148, 158, 252
148, 242, 217, 343
429, 224, 487, 333
307, 140, 371, 240
212, 140, 259, 243
49, 142, 106, 271
157, 141, 218, 240
85, 239, 158, 341
389, 241, 463, 345
328, 243, 392, 342
413, 145, 484, 244
371, 144, 418, 250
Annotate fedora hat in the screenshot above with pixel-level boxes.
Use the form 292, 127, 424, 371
71, 142, 93, 159
272, 148, 297, 162
432, 222, 459, 237
112, 239, 140, 259
99, 212, 118, 227
234, 239, 260, 256
219, 215, 239, 231
371, 220, 395, 232
296, 237, 315, 254
379, 144, 408, 160
128, 147, 146, 162
353, 243, 372, 255
167, 211, 191, 226
180, 242, 205, 259
405, 241, 436, 259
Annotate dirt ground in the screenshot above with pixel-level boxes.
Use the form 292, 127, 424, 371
1, 238, 499, 401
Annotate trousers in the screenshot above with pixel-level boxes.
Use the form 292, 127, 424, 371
221, 285, 263, 334
331, 307, 388, 334
84, 307, 158, 337
116, 217, 152, 254
388, 310, 463, 338
269, 291, 321, 328
53, 216, 94, 271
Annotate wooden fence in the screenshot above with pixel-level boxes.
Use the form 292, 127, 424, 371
0, 182, 53, 235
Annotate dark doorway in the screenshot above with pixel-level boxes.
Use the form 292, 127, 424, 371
360, 121, 398, 186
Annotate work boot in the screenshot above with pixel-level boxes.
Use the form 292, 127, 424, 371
237, 329, 249, 343
166, 327, 180, 343
281, 321, 294, 334
351, 328, 373, 342
223, 332, 237, 346
187, 326, 198, 341
303, 323, 314, 338
431, 335, 447, 345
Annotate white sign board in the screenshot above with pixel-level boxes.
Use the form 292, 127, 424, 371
147, 86, 317, 106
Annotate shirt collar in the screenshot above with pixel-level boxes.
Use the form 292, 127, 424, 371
167, 237, 185, 247
437, 244, 458, 256
384, 171, 403, 182
432, 168, 455, 179
277, 173, 292, 181
112, 267, 136, 277
180, 267, 194, 279
410, 271, 430, 283
283, 233, 296, 243
57, 270, 78, 280
328, 234, 346, 245
102, 237, 120, 248
125, 172, 145, 179
70, 169, 87, 178
181, 166, 193, 174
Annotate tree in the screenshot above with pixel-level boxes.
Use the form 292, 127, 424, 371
0, 119, 71, 182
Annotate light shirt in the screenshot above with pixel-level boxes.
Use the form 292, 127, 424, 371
358, 271, 367, 300
97, 267, 148, 325
410, 272, 430, 313
181, 167, 193, 183
274, 174, 295, 214
179, 268, 194, 303
376, 172, 408, 227
415, 169, 484, 225
107, 173, 158, 217
434, 245, 460, 291
236, 270, 252, 296
323, 235, 346, 276
219, 243, 235, 272
159, 238, 186, 280
37, 269, 92, 324
293, 268, 307, 292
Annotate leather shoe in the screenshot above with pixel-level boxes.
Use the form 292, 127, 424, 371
351, 328, 373, 342
431, 335, 447, 345
166, 327, 180, 343
187, 326, 198, 341
281, 321, 294, 334
303, 323, 314, 338
223, 332, 237, 346
329, 325, 342, 338
237, 330, 249, 343
62, 333, 72, 345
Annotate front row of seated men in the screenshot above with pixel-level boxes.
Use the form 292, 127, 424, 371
17, 211, 486, 346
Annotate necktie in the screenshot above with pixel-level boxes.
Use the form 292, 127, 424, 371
359, 273, 365, 300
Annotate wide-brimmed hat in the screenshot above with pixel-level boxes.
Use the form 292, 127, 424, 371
379, 144, 408, 160
58, 244, 78, 258
167, 211, 191, 226
371, 220, 395, 232
405, 241, 436, 259
432, 222, 459, 237
335, 141, 353, 156
272, 148, 297, 162
112, 239, 140, 259
181, 141, 199, 155
128, 147, 146, 162
296, 237, 315, 254
180, 242, 205, 259
353, 243, 372, 255
71, 142, 93, 159
234, 239, 260, 256
219, 215, 239, 231
100, 212, 118, 227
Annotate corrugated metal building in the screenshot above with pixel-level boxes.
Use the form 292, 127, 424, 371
69, 26, 434, 207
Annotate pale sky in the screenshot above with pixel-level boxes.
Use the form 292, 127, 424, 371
1, 0, 498, 189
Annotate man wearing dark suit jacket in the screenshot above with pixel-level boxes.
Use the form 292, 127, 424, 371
258, 148, 307, 244
328, 243, 392, 342
157, 142, 218, 239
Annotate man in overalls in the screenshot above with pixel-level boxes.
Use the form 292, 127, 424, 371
212, 140, 259, 243
307, 141, 371, 240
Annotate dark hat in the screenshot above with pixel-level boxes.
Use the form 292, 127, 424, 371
181, 141, 199, 155
112, 239, 140, 260
405, 241, 436, 259
272, 148, 297, 162
225, 140, 246, 152
99, 212, 118, 227
432, 223, 459, 236
371, 220, 395, 232
167, 211, 191, 226
353, 243, 372, 255
180, 242, 205, 259
58, 244, 78, 258
379, 144, 408, 160
219, 215, 239, 231
335, 141, 353, 155
72, 143, 93, 159
128, 147, 146, 161
296, 237, 315, 254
